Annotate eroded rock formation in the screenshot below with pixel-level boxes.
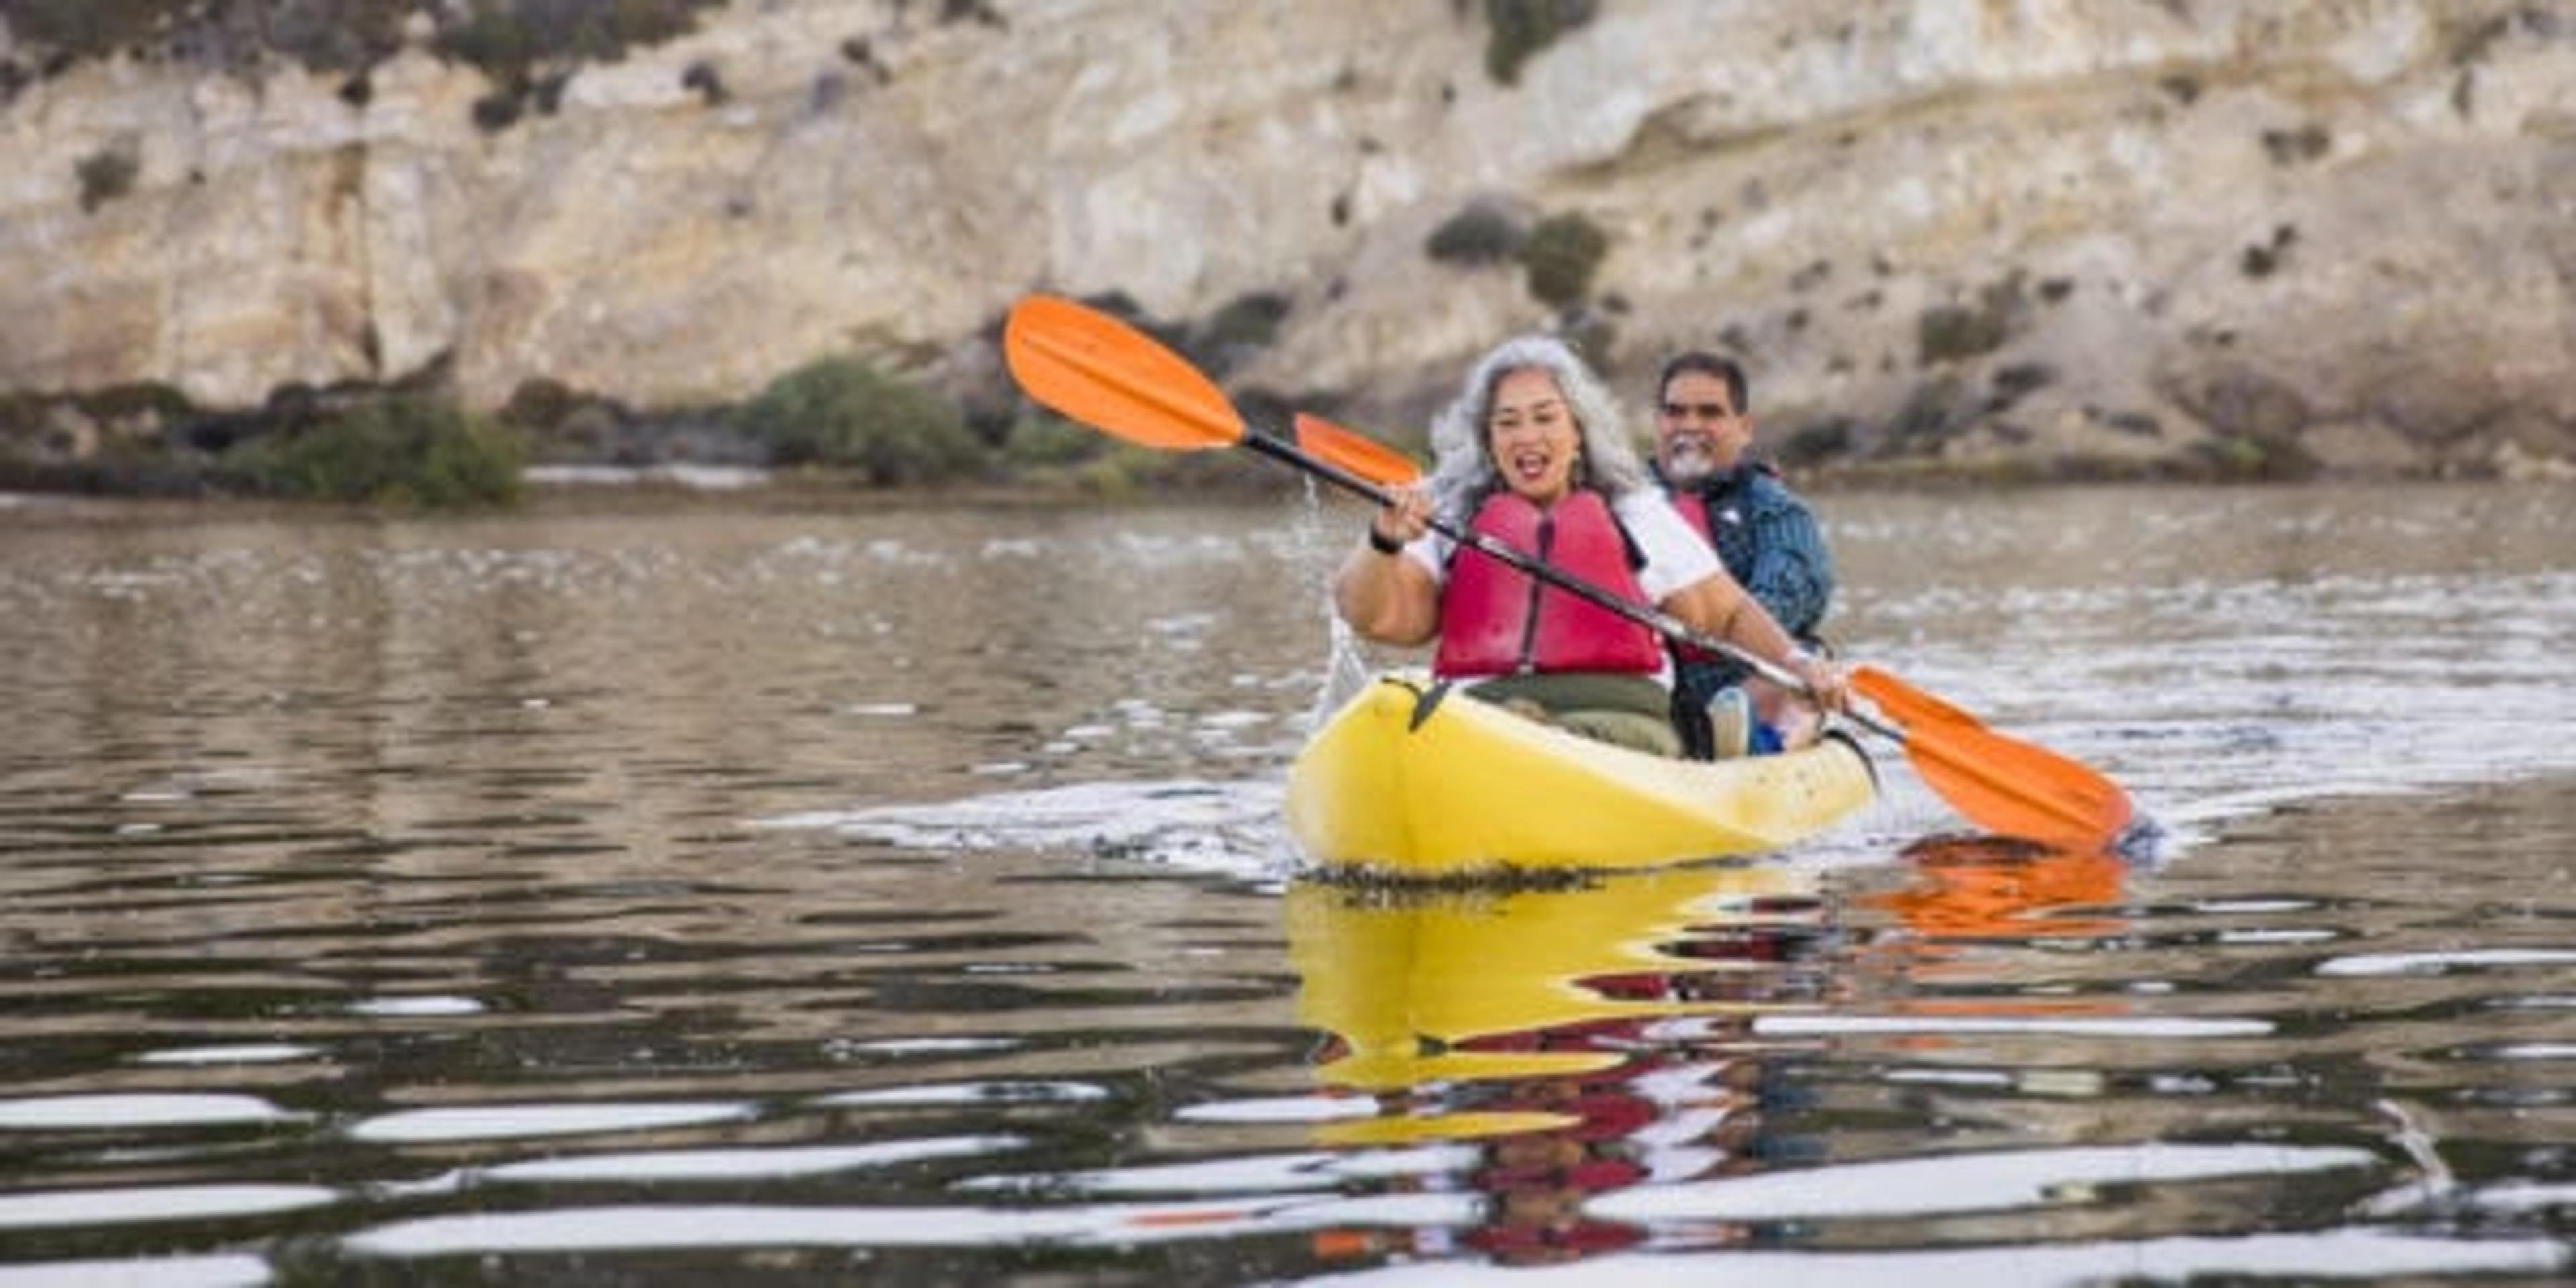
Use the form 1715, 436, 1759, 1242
3, 0, 2570, 479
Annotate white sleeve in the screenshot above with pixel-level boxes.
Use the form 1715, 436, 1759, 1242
1403, 534, 1447, 585
1616, 491, 1723, 603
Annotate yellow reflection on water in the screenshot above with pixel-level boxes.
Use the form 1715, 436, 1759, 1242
1288, 863, 1809, 1094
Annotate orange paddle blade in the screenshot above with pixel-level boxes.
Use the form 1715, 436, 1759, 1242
1293, 413, 1422, 486
1002, 295, 1243, 451
1851, 665, 2135, 851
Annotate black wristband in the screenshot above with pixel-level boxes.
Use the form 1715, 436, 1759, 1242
1366, 527, 1404, 555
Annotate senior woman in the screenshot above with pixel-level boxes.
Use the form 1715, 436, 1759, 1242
1334, 335, 1845, 756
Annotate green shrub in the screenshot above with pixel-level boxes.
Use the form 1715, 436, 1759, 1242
76, 146, 140, 213
2193, 432, 2320, 482
1917, 276, 2025, 366
1561, 311, 1618, 368
939, 0, 1005, 27
1519, 211, 1608, 309
1201, 292, 1293, 351
82, 381, 193, 423
502, 376, 584, 431
1483, 0, 1598, 85
5, 0, 162, 61
735, 354, 981, 485
999, 411, 1106, 468
436, 8, 541, 80
994, 411, 1238, 495
221, 394, 526, 508
1426, 201, 1525, 266
431, 0, 720, 76
1187, 292, 1293, 376
10, 1, 722, 102
1776, 417, 1854, 468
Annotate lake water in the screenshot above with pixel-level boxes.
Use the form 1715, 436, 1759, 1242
2, 482, 2571, 1285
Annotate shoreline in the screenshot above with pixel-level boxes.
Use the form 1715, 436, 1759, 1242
3, 467, 2565, 531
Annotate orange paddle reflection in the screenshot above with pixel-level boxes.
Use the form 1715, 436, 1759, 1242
1869, 835, 2129, 943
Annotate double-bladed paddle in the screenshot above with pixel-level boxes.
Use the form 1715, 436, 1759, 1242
1002, 293, 2137, 852
1295, 411, 2139, 853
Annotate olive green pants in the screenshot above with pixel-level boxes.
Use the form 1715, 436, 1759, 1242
1462, 672, 1681, 758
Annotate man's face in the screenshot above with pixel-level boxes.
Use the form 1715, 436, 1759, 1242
1655, 370, 1750, 484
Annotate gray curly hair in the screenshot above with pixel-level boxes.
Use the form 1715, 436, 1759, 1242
1423, 334, 1648, 525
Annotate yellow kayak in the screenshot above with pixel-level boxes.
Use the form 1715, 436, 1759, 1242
1285, 674, 1876, 876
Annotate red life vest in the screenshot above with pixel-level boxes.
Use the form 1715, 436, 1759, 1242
1433, 491, 1664, 678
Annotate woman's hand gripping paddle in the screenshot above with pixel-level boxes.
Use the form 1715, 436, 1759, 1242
1002, 294, 2136, 852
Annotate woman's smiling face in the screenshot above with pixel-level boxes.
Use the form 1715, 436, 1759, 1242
1484, 367, 1582, 505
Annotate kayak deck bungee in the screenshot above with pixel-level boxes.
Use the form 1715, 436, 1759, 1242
1286, 674, 1877, 876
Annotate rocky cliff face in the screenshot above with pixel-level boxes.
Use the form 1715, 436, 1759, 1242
3, 0, 2571, 479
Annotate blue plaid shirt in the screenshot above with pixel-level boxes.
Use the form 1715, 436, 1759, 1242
1660, 463, 1835, 701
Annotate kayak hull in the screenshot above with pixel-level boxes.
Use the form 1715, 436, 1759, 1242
1286, 675, 1876, 875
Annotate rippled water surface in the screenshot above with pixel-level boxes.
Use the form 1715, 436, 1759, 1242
2, 483, 2571, 1285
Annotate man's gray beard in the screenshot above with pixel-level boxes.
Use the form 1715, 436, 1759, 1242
1662, 441, 1718, 485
